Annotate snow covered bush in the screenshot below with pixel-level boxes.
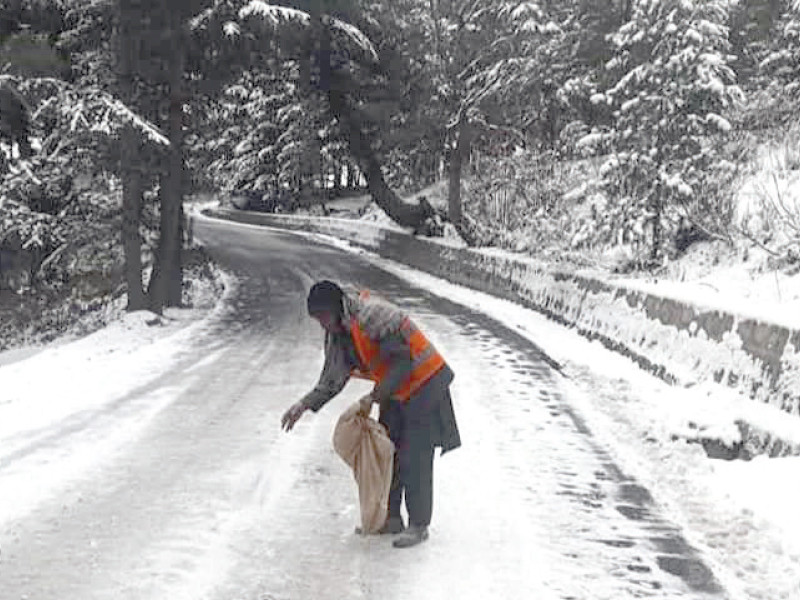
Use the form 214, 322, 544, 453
462, 149, 608, 259
0, 197, 62, 290
733, 126, 800, 265
180, 245, 227, 310
468, 150, 563, 230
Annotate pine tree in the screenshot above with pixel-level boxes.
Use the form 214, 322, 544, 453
197, 0, 441, 231
403, 1, 546, 232
187, 68, 289, 198
116, 0, 218, 311
759, 1, 800, 119
276, 88, 318, 198
729, 0, 784, 83
591, 0, 742, 263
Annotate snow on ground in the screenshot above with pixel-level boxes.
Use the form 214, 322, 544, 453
612, 241, 800, 330
355, 196, 800, 329
3, 212, 800, 597
304, 229, 800, 600
356, 202, 410, 232
0, 270, 237, 530
449, 236, 800, 330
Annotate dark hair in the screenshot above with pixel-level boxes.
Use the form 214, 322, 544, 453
307, 280, 344, 316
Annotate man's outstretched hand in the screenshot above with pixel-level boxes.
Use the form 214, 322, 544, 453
281, 401, 307, 431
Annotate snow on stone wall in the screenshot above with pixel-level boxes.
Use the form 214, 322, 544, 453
202, 208, 800, 454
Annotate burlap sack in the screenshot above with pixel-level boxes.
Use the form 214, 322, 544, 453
332, 399, 395, 534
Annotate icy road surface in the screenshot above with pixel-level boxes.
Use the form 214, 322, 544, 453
0, 216, 732, 599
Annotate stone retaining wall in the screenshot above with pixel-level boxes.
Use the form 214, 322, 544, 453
202, 207, 800, 456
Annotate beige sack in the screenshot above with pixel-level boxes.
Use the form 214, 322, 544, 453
332, 399, 395, 534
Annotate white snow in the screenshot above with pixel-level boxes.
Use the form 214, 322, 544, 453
297, 227, 800, 600
355, 203, 410, 232
440, 236, 800, 332
613, 244, 800, 331
0, 273, 238, 530
2, 216, 800, 598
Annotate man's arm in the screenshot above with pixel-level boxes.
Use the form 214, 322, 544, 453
300, 333, 352, 411
369, 332, 413, 408
282, 333, 352, 431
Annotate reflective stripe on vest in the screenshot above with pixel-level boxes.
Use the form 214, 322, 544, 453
349, 294, 445, 402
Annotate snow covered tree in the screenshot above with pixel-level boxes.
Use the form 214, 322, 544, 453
729, 0, 784, 84
189, 62, 356, 207
116, 0, 223, 312
190, 70, 286, 195
0, 1, 169, 312
0, 77, 168, 299
418, 1, 545, 230
588, 0, 743, 264
275, 93, 318, 198
116, 0, 199, 311
535, 0, 633, 155
192, 0, 442, 231
759, 1, 800, 118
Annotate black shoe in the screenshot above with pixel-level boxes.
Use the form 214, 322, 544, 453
392, 525, 429, 548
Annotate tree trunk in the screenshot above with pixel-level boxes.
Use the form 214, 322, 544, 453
651, 186, 663, 264
117, 0, 146, 311
622, 0, 633, 21
299, 0, 324, 207
328, 89, 433, 231
333, 161, 341, 196
348, 162, 359, 190
448, 115, 471, 227
121, 136, 146, 310
147, 35, 184, 311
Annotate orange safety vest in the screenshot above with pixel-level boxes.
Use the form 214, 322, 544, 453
349, 292, 445, 403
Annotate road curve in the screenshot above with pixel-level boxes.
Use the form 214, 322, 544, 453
0, 215, 730, 600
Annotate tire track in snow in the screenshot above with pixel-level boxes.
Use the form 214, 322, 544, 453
411, 300, 727, 599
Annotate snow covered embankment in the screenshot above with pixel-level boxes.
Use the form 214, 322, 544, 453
202, 208, 800, 457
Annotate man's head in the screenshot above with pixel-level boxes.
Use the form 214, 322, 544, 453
307, 280, 344, 332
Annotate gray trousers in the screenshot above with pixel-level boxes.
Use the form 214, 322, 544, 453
380, 379, 445, 528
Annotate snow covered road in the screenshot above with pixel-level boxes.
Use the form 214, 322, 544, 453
0, 217, 738, 599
